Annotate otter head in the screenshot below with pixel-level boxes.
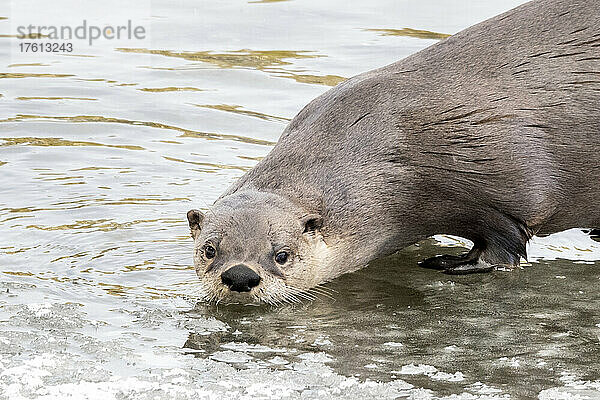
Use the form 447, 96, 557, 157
186, 191, 330, 305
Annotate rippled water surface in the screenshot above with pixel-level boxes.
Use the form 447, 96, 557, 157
1, 0, 600, 398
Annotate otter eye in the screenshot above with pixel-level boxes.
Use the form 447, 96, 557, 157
204, 244, 216, 259
275, 251, 289, 265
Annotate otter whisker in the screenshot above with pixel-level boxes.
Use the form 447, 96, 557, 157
273, 284, 299, 305
284, 285, 316, 302
306, 285, 329, 295
198, 282, 212, 299
314, 283, 337, 295
199, 283, 214, 303
281, 290, 302, 304
262, 285, 282, 306
289, 291, 314, 302
287, 284, 315, 297
270, 295, 283, 307
307, 287, 336, 301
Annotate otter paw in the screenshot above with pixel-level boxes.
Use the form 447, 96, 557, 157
419, 254, 494, 274
442, 261, 494, 275
418, 254, 469, 270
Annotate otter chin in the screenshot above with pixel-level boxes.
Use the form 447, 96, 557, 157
187, 0, 600, 305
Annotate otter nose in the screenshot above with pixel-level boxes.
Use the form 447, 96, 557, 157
221, 264, 261, 292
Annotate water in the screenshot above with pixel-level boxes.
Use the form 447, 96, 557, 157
1, 0, 600, 398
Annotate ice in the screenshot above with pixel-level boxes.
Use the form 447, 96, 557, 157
496, 357, 521, 368
297, 352, 334, 363
539, 385, 600, 400
312, 336, 333, 346
430, 371, 465, 382
268, 356, 290, 365
220, 342, 288, 353
383, 342, 404, 348
177, 315, 229, 335
395, 364, 438, 375
528, 229, 600, 262
209, 350, 253, 363
435, 229, 600, 262
444, 345, 460, 352
0, 278, 597, 400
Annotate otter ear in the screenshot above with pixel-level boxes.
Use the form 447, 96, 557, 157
187, 209, 204, 238
302, 214, 322, 234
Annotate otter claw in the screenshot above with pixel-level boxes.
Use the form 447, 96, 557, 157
418, 254, 469, 270
442, 262, 494, 275
419, 254, 494, 274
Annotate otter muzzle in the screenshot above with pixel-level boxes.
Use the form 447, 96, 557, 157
221, 264, 261, 292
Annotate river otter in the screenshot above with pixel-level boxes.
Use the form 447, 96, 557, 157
187, 0, 600, 304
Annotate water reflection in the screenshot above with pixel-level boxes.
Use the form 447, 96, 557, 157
16, 96, 97, 101
137, 87, 203, 92
269, 70, 347, 86
1, 136, 144, 150
0, 73, 74, 78
117, 47, 346, 86
8, 63, 50, 67
248, 0, 291, 4
365, 28, 451, 40
0, 115, 276, 146
194, 104, 290, 122
116, 48, 323, 69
